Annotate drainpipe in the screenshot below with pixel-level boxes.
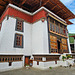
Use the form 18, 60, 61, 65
74, 37, 75, 52
67, 31, 71, 54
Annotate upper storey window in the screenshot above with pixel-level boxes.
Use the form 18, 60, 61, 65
50, 17, 55, 32
16, 19, 23, 32
48, 16, 67, 36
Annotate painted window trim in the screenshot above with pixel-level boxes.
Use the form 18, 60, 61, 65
14, 33, 23, 48
15, 19, 24, 32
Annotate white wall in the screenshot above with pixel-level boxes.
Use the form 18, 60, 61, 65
0, 17, 24, 53
0, 16, 49, 55
0, 61, 23, 72
0, 16, 32, 55
33, 59, 74, 70
0, 16, 32, 71
32, 20, 49, 54
24, 22, 32, 55
43, 20, 49, 53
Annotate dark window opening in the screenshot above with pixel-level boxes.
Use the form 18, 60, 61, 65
9, 62, 12, 66
5, 58, 7, 61
55, 61, 57, 64
37, 61, 39, 65
0, 58, 1, 61
2, 58, 4, 61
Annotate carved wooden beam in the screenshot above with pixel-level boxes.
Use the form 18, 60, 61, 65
51, 5, 57, 10
42, 0, 49, 6
12, 1, 30, 11
21, 0, 26, 5
56, 8, 64, 14
65, 16, 73, 21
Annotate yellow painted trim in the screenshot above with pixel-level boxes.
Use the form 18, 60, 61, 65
48, 14, 67, 26
50, 31, 68, 38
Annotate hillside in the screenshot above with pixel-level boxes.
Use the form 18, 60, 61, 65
68, 33, 75, 44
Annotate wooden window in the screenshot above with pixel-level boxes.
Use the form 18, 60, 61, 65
58, 23, 60, 34
5, 58, 7, 62
13, 58, 15, 61
8, 58, 10, 61
18, 58, 19, 60
50, 23, 53, 31
0, 56, 22, 62
50, 17, 54, 23
11, 58, 12, 61
50, 17, 55, 31
56, 25, 58, 33
55, 21, 59, 33
16, 19, 23, 32
60, 26, 63, 34
0, 58, 1, 61
2, 58, 4, 61
20, 58, 21, 60
63, 25, 66, 36
14, 34, 23, 48
53, 24, 55, 32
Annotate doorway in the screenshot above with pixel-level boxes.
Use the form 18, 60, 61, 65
57, 40, 60, 53
25, 56, 30, 66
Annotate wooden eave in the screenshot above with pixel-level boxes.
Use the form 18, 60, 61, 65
66, 20, 73, 25
0, 0, 75, 25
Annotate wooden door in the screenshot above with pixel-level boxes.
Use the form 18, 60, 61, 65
25, 56, 30, 66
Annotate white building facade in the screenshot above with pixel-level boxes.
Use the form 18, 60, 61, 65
0, 4, 73, 71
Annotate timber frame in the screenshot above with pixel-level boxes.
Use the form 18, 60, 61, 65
47, 15, 69, 53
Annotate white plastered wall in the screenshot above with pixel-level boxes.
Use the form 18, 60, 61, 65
0, 16, 32, 55
24, 22, 32, 56
0, 16, 32, 71
32, 20, 49, 54
0, 61, 23, 72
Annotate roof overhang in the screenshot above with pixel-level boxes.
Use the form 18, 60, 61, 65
0, 0, 75, 25
0, 3, 67, 24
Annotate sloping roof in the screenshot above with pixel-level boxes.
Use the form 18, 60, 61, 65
0, 0, 75, 24
69, 33, 75, 44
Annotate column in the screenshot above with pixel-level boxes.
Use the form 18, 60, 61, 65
74, 37, 75, 52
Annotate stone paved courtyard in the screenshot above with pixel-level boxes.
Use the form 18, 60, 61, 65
0, 67, 75, 75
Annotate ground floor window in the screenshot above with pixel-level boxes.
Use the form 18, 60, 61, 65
0, 55, 22, 62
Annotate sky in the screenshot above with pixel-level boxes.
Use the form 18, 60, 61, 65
60, 0, 75, 33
